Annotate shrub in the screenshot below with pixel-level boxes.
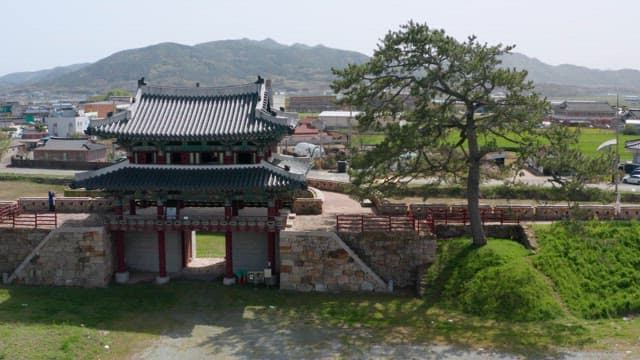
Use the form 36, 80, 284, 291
424, 238, 563, 322
534, 221, 640, 318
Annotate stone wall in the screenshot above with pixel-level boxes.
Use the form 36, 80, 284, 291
292, 198, 323, 215
279, 231, 387, 292
13, 227, 113, 287
393, 202, 640, 221
0, 229, 49, 275
18, 197, 115, 213
434, 224, 534, 249
338, 232, 436, 288
306, 178, 350, 193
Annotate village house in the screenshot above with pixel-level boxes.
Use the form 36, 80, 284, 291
45, 104, 90, 137
33, 138, 108, 162
549, 100, 615, 127
288, 95, 338, 112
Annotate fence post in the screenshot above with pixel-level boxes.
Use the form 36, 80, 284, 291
336, 215, 339, 232
361, 215, 364, 233
388, 216, 391, 232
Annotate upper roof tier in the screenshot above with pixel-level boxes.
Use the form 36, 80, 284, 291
87, 79, 298, 142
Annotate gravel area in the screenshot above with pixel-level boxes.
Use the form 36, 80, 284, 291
134, 308, 633, 360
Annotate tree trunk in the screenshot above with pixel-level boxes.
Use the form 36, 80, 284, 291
466, 113, 487, 246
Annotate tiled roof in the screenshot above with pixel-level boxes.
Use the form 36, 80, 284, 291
88, 81, 297, 141
71, 160, 307, 192
35, 139, 108, 152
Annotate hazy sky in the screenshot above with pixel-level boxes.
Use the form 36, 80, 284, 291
3, 0, 639, 76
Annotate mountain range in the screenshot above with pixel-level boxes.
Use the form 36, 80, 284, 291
1, 38, 639, 99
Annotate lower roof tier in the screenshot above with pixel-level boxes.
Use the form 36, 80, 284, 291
71, 160, 307, 192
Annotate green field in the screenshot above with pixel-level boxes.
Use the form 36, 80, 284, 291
195, 232, 225, 258
352, 128, 637, 161
0, 181, 68, 201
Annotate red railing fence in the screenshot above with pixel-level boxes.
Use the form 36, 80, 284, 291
0, 204, 57, 229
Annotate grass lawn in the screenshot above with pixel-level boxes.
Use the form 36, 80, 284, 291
424, 238, 563, 322
1, 225, 639, 358
0, 181, 68, 201
351, 127, 638, 162
1, 280, 637, 359
534, 221, 640, 318
195, 232, 225, 258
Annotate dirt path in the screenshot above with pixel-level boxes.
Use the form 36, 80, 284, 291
133, 307, 630, 359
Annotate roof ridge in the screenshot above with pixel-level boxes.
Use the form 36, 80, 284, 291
142, 83, 262, 98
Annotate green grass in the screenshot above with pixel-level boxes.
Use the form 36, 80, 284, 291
2, 226, 640, 357
534, 221, 640, 319
0, 181, 68, 201
424, 238, 563, 322
352, 133, 385, 146
196, 232, 225, 257
351, 127, 637, 161
0, 281, 611, 358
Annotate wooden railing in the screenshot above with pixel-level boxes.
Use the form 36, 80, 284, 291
336, 208, 519, 235
0, 203, 57, 229
336, 215, 417, 233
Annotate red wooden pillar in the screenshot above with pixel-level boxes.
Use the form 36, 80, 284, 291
157, 153, 166, 164
129, 199, 136, 215
176, 200, 184, 219
116, 197, 124, 219
268, 232, 276, 272
157, 202, 164, 220
182, 230, 192, 267
267, 198, 277, 272
224, 150, 234, 164
224, 199, 234, 280
116, 231, 126, 273
225, 231, 233, 278
232, 200, 239, 217
180, 152, 190, 164
158, 230, 167, 277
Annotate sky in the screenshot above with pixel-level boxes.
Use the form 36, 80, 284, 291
3, 0, 639, 76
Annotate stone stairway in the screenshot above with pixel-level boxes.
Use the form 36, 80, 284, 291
5, 228, 59, 284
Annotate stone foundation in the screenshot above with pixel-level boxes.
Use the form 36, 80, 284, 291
12, 227, 113, 287
338, 232, 436, 288
279, 231, 387, 292
0, 229, 49, 275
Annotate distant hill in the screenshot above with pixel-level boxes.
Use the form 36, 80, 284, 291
0, 39, 369, 96
1, 39, 639, 99
500, 53, 640, 97
0, 63, 89, 88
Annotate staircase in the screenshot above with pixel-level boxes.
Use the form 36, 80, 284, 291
5, 228, 60, 284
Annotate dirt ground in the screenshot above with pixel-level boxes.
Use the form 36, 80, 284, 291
133, 307, 630, 360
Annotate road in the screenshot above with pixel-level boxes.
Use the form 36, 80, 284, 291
0, 161, 637, 193
308, 169, 640, 193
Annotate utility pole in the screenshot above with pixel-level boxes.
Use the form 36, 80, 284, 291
615, 93, 621, 215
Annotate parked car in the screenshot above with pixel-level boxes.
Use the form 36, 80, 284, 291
622, 174, 640, 184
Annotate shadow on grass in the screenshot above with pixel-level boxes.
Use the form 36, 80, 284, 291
0, 278, 595, 359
